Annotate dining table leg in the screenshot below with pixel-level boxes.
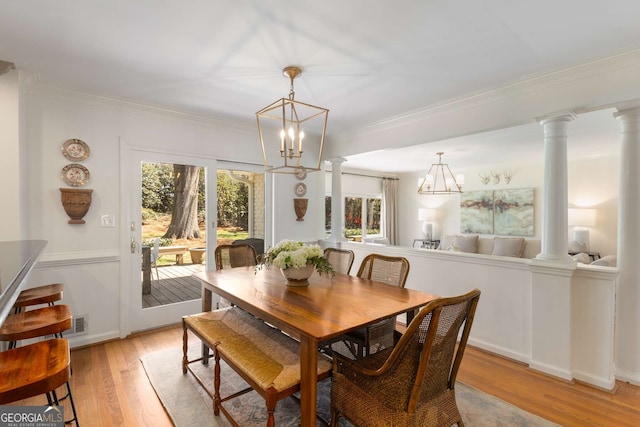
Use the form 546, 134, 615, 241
201, 284, 213, 364
299, 334, 318, 427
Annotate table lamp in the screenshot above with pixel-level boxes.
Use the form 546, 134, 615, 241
568, 208, 596, 252
418, 208, 434, 240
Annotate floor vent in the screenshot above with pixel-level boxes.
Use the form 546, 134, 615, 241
68, 314, 88, 336
42, 314, 87, 340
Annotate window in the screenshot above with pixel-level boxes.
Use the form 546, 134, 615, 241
325, 196, 381, 241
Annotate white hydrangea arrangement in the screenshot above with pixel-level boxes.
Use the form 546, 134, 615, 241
259, 240, 334, 276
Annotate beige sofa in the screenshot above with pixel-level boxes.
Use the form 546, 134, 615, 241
437, 234, 541, 259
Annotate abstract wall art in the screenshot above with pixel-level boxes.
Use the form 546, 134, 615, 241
493, 188, 534, 236
460, 190, 494, 234
459, 188, 534, 236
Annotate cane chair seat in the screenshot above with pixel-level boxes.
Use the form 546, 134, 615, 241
330, 289, 481, 427
183, 306, 332, 427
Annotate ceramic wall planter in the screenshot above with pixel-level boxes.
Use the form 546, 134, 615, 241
294, 198, 308, 221
60, 188, 93, 224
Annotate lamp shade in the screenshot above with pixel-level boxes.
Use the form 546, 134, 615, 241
418, 208, 435, 221
568, 208, 596, 227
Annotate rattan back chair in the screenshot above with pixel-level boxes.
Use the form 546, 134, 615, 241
343, 254, 410, 357
357, 253, 409, 287
214, 244, 258, 309
324, 248, 355, 275
330, 289, 481, 427
214, 244, 258, 270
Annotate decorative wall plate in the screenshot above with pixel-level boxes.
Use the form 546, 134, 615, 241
62, 139, 90, 161
295, 168, 307, 180
294, 182, 307, 197
61, 163, 90, 186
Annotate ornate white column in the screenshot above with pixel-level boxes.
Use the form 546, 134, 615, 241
528, 112, 576, 381
536, 112, 576, 261
327, 158, 347, 243
614, 107, 640, 384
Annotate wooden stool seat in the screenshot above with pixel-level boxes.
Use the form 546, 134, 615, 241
14, 283, 64, 309
0, 338, 70, 404
0, 305, 72, 342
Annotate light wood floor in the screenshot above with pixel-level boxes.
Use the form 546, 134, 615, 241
14, 323, 640, 426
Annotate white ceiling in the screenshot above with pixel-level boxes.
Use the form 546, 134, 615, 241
344, 107, 622, 173
1, 1, 638, 172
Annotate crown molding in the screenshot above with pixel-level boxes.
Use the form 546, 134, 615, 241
0, 60, 15, 75
341, 48, 640, 139
24, 83, 255, 133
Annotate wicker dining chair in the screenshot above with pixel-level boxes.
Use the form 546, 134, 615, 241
344, 254, 410, 357
323, 248, 355, 275
214, 244, 258, 270
214, 244, 258, 308
330, 289, 481, 427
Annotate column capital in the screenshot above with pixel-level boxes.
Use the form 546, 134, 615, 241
536, 111, 577, 126
613, 106, 640, 119
613, 107, 640, 134
325, 157, 347, 166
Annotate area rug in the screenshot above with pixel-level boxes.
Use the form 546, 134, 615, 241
141, 346, 559, 427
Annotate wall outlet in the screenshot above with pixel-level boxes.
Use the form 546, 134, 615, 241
100, 214, 116, 227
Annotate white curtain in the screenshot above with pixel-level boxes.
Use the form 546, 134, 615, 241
382, 178, 398, 245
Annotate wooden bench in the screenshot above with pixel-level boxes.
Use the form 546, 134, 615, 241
182, 307, 332, 427
158, 245, 187, 265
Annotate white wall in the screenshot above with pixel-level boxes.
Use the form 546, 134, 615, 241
272, 171, 325, 245
11, 86, 319, 344
0, 69, 21, 240
398, 155, 619, 257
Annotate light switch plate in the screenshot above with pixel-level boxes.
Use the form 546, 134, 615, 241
100, 214, 116, 227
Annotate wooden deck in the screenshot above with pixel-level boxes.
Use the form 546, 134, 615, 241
142, 263, 205, 308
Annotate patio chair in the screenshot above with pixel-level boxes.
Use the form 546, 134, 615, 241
324, 248, 355, 275
344, 254, 410, 357
232, 238, 265, 257
330, 289, 481, 427
150, 238, 160, 283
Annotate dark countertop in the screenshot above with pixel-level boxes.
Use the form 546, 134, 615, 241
0, 240, 47, 325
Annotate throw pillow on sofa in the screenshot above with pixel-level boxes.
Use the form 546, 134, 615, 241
492, 237, 525, 258
437, 234, 478, 253
452, 235, 479, 253
437, 235, 455, 251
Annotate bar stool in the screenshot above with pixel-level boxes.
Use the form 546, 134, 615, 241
13, 283, 64, 314
0, 338, 71, 405
0, 305, 79, 425
1, 304, 72, 349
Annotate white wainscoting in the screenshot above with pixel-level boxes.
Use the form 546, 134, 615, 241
324, 241, 617, 390
30, 250, 122, 348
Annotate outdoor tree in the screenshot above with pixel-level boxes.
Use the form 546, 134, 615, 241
141, 162, 174, 212
216, 171, 249, 230
165, 164, 202, 239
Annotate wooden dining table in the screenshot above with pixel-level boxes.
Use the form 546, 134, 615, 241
194, 266, 437, 427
